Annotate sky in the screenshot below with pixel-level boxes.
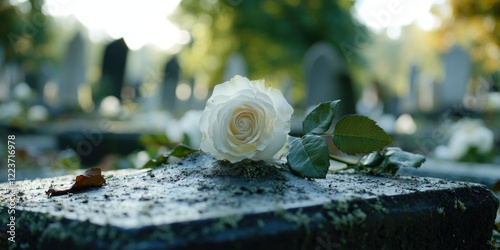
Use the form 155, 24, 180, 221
26, 0, 445, 50
41, 0, 189, 51
354, 0, 445, 39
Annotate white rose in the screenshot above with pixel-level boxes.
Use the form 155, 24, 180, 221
200, 75, 294, 163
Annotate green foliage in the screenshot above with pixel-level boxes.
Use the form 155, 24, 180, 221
287, 135, 330, 178
175, 0, 366, 86
355, 147, 426, 175
142, 144, 197, 169
287, 100, 423, 178
332, 115, 393, 155
54, 149, 81, 170
146, 99, 424, 179
0, 0, 51, 64
302, 100, 340, 135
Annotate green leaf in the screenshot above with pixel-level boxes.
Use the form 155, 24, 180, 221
381, 147, 426, 170
142, 144, 197, 169
170, 144, 197, 158
355, 147, 426, 175
303, 100, 341, 135
287, 135, 330, 178
333, 115, 393, 155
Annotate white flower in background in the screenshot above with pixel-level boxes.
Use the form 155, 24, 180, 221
99, 96, 121, 117
13, 82, 32, 101
27, 105, 49, 122
0, 102, 22, 120
200, 75, 294, 163
165, 110, 203, 149
179, 110, 203, 148
434, 119, 494, 160
134, 150, 151, 169
486, 92, 500, 111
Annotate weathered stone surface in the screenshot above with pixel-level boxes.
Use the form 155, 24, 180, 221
1, 153, 498, 249
399, 159, 500, 189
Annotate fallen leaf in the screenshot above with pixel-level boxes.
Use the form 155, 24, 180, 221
45, 168, 106, 197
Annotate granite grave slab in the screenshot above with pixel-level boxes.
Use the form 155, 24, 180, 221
1, 153, 497, 249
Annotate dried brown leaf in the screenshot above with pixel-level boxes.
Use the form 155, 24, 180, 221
45, 168, 106, 197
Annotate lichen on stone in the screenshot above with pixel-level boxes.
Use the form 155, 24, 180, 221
437, 207, 445, 216
454, 199, 467, 212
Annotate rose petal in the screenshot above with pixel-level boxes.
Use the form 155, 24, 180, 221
199, 75, 293, 163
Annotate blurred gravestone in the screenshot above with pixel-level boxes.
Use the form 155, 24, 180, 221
0, 43, 3, 70
281, 74, 295, 106
303, 42, 355, 119
404, 63, 419, 113
438, 45, 471, 111
59, 33, 86, 110
0, 63, 21, 101
0, 44, 7, 101
96, 38, 128, 103
223, 52, 247, 81
161, 56, 180, 111
37, 62, 53, 104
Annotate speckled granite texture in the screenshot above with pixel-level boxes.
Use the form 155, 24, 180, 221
1, 152, 498, 249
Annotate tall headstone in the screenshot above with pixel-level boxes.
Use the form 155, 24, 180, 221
438, 45, 471, 110
161, 56, 180, 111
403, 63, 419, 113
303, 42, 355, 119
0, 43, 4, 71
0, 63, 22, 102
281, 74, 295, 106
97, 38, 128, 103
59, 33, 86, 109
223, 52, 247, 81
0, 44, 7, 101
417, 73, 435, 112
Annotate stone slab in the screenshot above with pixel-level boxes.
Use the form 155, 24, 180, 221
1, 153, 498, 249
399, 159, 500, 189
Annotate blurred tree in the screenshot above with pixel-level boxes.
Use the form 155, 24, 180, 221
0, 0, 51, 74
433, 0, 500, 77
174, 0, 367, 102
363, 25, 443, 97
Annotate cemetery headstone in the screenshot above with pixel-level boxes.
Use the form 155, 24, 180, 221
0, 44, 8, 101
97, 38, 129, 103
0, 43, 3, 71
161, 56, 180, 111
402, 63, 419, 113
438, 45, 471, 111
59, 33, 86, 110
36, 62, 53, 105
223, 52, 247, 81
303, 42, 355, 120
417, 73, 435, 112
0, 63, 22, 101
0, 153, 497, 249
281, 74, 295, 106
